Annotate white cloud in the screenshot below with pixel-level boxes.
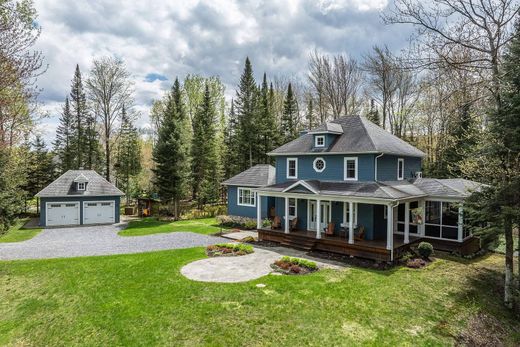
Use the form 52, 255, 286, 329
33, 0, 410, 146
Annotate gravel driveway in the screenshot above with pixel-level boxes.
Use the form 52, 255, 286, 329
0, 224, 228, 261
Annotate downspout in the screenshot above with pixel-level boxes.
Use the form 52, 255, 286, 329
389, 200, 400, 262
375, 153, 384, 181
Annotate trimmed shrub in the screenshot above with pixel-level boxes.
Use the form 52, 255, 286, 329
280, 256, 318, 270
216, 215, 258, 229
417, 242, 434, 259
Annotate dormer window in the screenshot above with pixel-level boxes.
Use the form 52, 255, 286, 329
315, 135, 325, 147
77, 182, 86, 191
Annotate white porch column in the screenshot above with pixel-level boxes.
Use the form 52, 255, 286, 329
419, 199, 426, 236
458, 204, 464, 242
284, 197, 289, 234
404, 201, 410, 244
348, 201, 354, 244
256, 194, 262, 229
386, 204, 394, 251
316, 199, 321, 239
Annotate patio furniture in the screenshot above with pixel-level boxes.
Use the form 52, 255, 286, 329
271, 216, 282, 230
324, 222, 335, 236
354, 225, 365, 241
289, 217, 298, 231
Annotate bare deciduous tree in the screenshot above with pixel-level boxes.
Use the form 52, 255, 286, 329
86, 57, 134, 180
308, 50, 363, 122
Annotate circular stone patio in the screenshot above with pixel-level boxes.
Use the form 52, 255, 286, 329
181, 248, 283, 283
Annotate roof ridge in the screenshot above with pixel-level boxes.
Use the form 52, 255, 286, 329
435, 178, 466, 195
358, 116, 378, 152
375, 181, 397, 199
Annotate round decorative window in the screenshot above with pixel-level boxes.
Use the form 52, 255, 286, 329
313, 157, 326, 173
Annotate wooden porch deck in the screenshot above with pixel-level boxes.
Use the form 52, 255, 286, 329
258, 228, 421, 262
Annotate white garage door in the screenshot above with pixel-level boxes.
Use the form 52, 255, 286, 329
46, 202, 80, 226
83, 201, 115, 225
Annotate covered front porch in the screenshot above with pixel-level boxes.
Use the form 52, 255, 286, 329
254, 180, 471, 261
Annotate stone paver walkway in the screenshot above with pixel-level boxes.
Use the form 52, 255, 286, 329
181, 246, 344, 283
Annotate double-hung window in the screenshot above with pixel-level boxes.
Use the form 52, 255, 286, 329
77, 182, 86, 191
237, 188, 256, 207
344, 157, 358, 181
397, 158, 404, 180
287, 158, 298, 179
289, 198, 297, 218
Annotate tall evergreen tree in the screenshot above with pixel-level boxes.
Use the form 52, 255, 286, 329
281, 83, 299, 142
54, 97, 75, 172
224, 100, 240, 178
258, 73, 278, 164
234, 57, 258, 169
152, 78, 189, 218
83, 112, 102, 170
24, 135, 54, 213
69, 64, 88, 168
192, 83, 221, 206
366, 99, 380, 126
115, 106, 142, 204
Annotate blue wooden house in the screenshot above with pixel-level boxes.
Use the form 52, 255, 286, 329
223, 116, 481, 261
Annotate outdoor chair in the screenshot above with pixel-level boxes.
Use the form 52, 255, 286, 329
289, 217, 298, 231
324, 222, 335, 236
271, 216, 282, 230
354, 225, 365, 241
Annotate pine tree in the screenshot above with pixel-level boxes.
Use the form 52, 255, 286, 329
257, 73, 278, 164
115, 106, 142, 204
366, 99, 380, 126
224, 100, 240, 178
54, 97, 75, 172
234, 57, 258, 170
83, 113, 102, 170
445, 103, 478, 177
152, 78, 189, 218
24, 136, 54, 213
192, 83, 221, 206
69, 64, 88, 168
281, 83, 299, 142
306, 97, 315, 129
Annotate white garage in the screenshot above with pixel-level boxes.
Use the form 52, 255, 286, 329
83, 201, 115, 225
46, 202, 80, 226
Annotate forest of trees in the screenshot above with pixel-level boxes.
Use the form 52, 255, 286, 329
1, 0, 519, 309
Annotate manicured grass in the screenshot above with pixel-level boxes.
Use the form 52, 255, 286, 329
0, 250, 518, 346
119, 217, 228, 236
0, 218, 42, 243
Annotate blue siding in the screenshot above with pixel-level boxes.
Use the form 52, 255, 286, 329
275, 154, 376, 183
372, 204, 387, 239
313, 133, 338, 149
227, 186, 271, 219
39, 196, 121, 227
377, 155, 422, 181
357, 203, 374, 240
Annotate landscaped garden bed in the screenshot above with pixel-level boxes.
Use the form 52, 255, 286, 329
206, 243, 254, 257
401, 242, 435, 269
271, 256, 318, 275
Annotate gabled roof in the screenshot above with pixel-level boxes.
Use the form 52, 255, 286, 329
222, 164, 276, 187
269, 115, 426, 157
36, 170, 124, 198
73, 173, 89, 183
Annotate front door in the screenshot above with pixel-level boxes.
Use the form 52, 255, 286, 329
308, 201, 330, 231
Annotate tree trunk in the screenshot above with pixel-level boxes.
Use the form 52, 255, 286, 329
105, 138, 110, 181
504, 217, 514, 308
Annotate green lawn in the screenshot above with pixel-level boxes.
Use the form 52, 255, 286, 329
0, 218, 42, 243
119, 217, 229, 236
0, 250, 518, 346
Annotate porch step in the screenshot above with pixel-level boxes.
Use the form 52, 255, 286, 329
280, 235, 316, 251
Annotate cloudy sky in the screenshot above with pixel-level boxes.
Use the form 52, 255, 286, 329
34, 0, 412, 144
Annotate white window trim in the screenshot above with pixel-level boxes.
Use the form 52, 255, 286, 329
341, 202, 357, 227
397, 158, 404, 181
237, 187, 256, 207
288, 198, 297, 219
423, 200, 461, 241
77, 182, 86, 191
315, 135, 325, 147
286, 157, 298, 179
343, 157, 358, 181
313, 157, 326, 173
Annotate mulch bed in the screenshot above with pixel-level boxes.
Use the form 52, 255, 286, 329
270, 259, 317, 275
205, 244, 253, 257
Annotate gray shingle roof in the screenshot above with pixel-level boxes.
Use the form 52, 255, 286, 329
36, 170, 124, 198
258, 180, 428, 200
222, 164, 276, 187
269, 115, 426, 157
307, 122, 344, 134
411, 178, 482, 198
257, 178, 482, 200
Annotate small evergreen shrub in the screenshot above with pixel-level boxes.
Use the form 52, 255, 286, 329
206, 243, 254, 257
280, 256, 318, 270
216, 215, 258, 229
418, 242, 434, 259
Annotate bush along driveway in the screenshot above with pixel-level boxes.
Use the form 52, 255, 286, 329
0, 223, 228, 260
